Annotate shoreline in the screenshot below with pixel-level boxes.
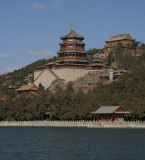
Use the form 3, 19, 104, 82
0, 120, 145, 128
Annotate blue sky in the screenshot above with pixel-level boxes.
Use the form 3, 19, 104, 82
0, 0, 145, 74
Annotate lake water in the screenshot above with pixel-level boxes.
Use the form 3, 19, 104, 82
0, 127, 145, 160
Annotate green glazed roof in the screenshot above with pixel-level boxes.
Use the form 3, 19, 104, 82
60, 59, 88, 62
57, 50, 86, 54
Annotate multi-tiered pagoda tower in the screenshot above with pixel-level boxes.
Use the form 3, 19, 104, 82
46, 27, 104, 69
56, 27, 88, 65
34, 28, 104, 89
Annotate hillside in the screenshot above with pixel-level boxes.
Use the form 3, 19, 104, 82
0, 49, 145, 121
0, 57, 58, 96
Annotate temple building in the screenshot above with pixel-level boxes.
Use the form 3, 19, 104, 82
104, 34, 136, 57
91, 106, 131, 122
34, 28, 104, 89
0, 96, 8, 101
15, 84, 38, 94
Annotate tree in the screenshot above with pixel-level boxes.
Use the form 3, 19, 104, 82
127, 41, 140, 50
87, 48, 104, 56
106, 52, 115, 66
38, 83, 45, 91
139, 43, 145, 50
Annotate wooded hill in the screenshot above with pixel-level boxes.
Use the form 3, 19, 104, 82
0, 44, 145, 121
0, 57, 57, 96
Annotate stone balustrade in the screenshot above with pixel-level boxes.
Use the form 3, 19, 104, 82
0, 120, 145, 128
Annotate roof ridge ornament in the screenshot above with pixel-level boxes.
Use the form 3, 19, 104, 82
71, 27, 74, 32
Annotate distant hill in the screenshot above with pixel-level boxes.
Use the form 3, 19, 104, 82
0, 56, 58, 87
0, 57, 58, 96
0, 59, 45, 85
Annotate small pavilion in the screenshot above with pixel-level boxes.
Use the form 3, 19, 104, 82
91, 106, 131, 122
15, 84, 38, 94
0, 96, 8, 101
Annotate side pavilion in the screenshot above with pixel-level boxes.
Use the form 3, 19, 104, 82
15, 84, 38, 95
91, 106, 131, 122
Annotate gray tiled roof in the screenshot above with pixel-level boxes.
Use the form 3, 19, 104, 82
91, 106, 130, 114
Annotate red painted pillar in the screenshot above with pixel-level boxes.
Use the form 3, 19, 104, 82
96, 115, 98, 121
112, 115, 113, 121
94, 115, 96, 121
114, 115, 115, 121
116, 115, 117, 121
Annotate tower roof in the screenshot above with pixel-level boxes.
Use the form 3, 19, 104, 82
106, 34, 135, 42
60, 27, 84, 40
57, 50, 86, 54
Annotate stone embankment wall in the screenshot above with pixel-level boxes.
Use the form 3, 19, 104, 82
0, 121, 145, 128
34, 69, 57, 89
34, 67, 105, 90
34, 68, 93, 89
